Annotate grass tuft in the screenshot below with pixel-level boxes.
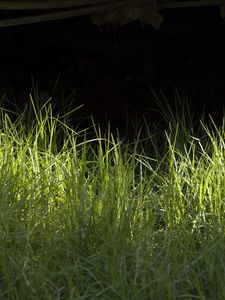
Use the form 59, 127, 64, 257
0, 94, 224, 299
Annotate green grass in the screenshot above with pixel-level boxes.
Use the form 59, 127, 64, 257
0, 94, 224, 300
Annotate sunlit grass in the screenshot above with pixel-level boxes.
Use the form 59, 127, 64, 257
0, 93, 224, 299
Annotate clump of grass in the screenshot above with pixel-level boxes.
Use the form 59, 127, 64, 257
0, 94, 224, 299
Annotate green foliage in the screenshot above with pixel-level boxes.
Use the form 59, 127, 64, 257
0, 94, 224, 299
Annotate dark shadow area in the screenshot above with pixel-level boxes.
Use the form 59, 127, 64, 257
0, 5, 225, 135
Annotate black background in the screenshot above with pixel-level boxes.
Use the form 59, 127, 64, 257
0, 5, 225, 132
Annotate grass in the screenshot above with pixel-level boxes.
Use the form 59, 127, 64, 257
0, 92, 224, 300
